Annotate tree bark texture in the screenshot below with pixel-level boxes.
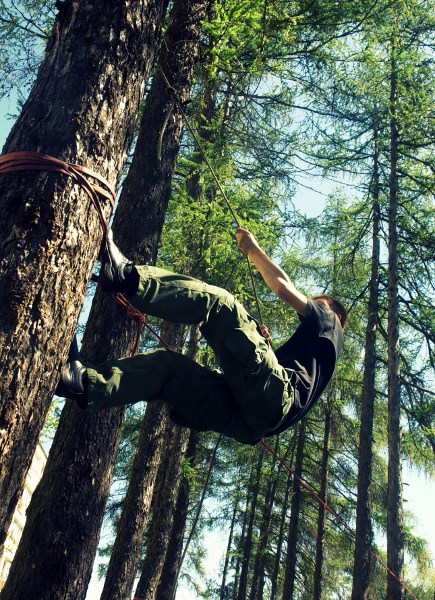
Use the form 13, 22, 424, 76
351, 137, 381, 600
0, 0, 167, 548
313, 398, 332, 600
133, 425, 190, 600
249, 437, 281, 600
100, 400, 170, 600
155, 430, 200, 600
282, 419, 306, 600
237, 445, 264, 600
112, 0, 212, 267
387, 38, 404, 600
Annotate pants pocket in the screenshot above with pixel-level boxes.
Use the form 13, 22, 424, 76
224, 323, 269, 374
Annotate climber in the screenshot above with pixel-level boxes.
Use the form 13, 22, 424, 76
57, 228, 346, 444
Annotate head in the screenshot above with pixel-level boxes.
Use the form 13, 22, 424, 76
313, 294, 348, 331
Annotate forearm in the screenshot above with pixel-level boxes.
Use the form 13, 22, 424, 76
236, 226, 308, 314
249, 247, 307, 315
248, 246, 291, 294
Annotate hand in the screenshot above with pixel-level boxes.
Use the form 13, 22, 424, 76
260, 324, 272, 344
236, 227, 261, 257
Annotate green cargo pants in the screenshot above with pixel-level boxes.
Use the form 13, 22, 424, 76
86, 266, 295, 443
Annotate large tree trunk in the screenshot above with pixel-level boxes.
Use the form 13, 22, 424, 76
99, 403, 171, 600
282, 419, 306, 600
0, 0, 167, 549
351, 131, 381, 599
386, 36, 404, 600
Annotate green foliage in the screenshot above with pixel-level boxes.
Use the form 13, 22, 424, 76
0, 0, 55, 102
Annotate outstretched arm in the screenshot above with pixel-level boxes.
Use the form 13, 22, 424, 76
236, 227, 308, 316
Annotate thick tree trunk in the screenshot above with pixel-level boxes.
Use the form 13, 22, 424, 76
155, 429, 200, 600
133, 425, 190, 600
313, 398, 332, 600
387, 38, 404, 600
351, 133, 381, 599
99, 400, 171, 600
0, 0, 167, 549
282, 419, 306, 600
97, 326, 184, 600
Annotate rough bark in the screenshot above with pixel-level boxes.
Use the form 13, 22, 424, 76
237, 446, 264, 600
155, 430, 200, 600
282, 419, 306, 600
133, 425, 190, 600
313, 398, 332, 600
0, 0, 167, 548
351, 132, 381, 599
99, 401, 170, 600
386, 37, 404, 600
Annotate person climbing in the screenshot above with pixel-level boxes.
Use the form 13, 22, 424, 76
57, 227, 346, 444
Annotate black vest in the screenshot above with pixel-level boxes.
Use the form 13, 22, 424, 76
267, 299, 344, 436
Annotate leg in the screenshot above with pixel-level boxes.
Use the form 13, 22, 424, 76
130, 266, 296, 436
86, 347, 269, 443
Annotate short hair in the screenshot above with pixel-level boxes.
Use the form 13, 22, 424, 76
313, 294, 348, 330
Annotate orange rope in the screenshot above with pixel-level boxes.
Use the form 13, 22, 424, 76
0, 151, 146, 353
261, 439, 419, 600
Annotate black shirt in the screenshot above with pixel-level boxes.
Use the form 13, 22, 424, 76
267, 299, 344, 436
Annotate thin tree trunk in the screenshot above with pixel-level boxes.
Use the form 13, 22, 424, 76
271, 440, 296, 600
220, 485, 241, 600
250, 437, 280, 600
282, 419, 307, 600
237, 445, 265, 600
133, 425, 190, 600
0, 0, 167, 548
233, 474, 252, 600
351, 131, 381, 599
155, 429, 200, 600
387, 35, 404, 600
313, 397, 332, 600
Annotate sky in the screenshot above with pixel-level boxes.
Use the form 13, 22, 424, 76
1, 97, 434, 599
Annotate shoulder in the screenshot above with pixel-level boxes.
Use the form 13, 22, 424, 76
301, 299, 344, 357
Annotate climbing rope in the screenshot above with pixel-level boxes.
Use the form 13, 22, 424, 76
157, 63, 265, 326
261, 439, 419, 599
0, 151, 148, 354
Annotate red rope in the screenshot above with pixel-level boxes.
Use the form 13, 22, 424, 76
260, 438, 419, 600
0, 151, 147, 353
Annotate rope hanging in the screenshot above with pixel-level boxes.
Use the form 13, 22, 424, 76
0, 151, 149, 354
158, 64, 264, 326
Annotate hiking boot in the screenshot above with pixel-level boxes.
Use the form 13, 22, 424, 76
99, 228, 136, 294
56, 337, 88, 409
